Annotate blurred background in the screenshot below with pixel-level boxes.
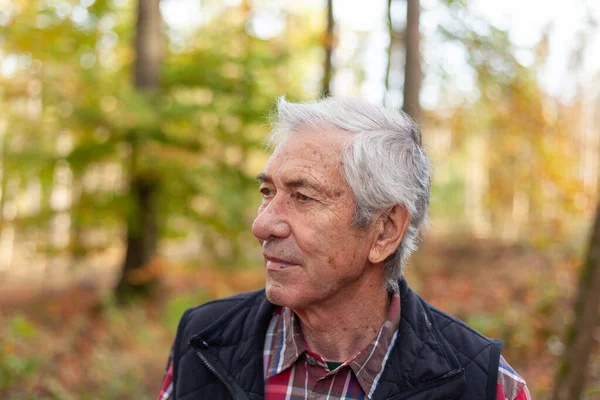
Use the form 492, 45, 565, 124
0, 0, 599, 398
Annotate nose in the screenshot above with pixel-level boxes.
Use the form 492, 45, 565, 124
251, 196, 292, 241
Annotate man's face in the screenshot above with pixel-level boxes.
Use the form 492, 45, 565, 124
252, 127, 379, 310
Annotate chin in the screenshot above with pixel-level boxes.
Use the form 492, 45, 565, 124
265, 282, 303, 308
265, 283, 290, 307
265, 272, 317, 309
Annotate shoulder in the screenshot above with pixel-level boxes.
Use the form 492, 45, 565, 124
425, 303, 507, 400
424, 301, 504, 396
401, 280, 502, 366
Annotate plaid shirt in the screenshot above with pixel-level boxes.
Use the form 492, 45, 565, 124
158, 292, 531, 400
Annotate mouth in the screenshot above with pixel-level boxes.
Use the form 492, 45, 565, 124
264, 255, 297, 270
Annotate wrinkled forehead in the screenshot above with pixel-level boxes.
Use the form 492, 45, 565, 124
269, 126, 351, 168
262, 127, 354, 194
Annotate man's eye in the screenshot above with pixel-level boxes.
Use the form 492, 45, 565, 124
294, 192, 311, 202
260, 188, 273, 197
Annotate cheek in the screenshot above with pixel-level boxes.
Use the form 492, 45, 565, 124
325, 237, 362, 265
295, 198, 361, 262
314, 228, 356, 268
320, 224, 372, 268
326, 252, 341, 270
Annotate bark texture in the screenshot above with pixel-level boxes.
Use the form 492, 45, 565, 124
116, 0, 162, 299
134, 0, 162, 90
385, 0, 393, 92
321, 0, 334, 97
402, 0, 421, 123
552, 200, 600, 400
117, 176, 159, 297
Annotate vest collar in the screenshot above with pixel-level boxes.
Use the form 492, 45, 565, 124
372, 278, 466, 399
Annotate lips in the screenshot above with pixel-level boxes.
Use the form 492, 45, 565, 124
264, 254, 297, 270
264, 255, 292, 263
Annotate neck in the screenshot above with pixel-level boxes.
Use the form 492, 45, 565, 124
293, 275, 390, 362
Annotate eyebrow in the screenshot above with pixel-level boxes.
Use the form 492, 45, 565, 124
256, 172, 272, 184
284, 178, 323, 194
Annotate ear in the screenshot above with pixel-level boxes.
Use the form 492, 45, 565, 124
368, 205, 411, 264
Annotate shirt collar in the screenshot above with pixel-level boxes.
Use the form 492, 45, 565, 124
264, 291, 401, 397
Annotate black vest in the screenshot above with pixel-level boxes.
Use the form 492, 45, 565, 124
171, 279, 502, 400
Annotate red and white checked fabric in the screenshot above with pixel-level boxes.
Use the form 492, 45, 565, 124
157, 353, 173, 400
497, 356, 531, 400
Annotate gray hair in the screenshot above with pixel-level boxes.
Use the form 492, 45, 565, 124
267, 96, 431, 291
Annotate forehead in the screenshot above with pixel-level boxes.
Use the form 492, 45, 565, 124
265, 127, 351, 188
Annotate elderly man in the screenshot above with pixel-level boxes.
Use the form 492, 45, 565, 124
158, 97, 530, 400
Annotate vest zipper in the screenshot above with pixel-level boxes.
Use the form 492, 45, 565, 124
394, 369, 464, 399
189, 339, 250, 400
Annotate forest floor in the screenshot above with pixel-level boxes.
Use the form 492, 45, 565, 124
0, 236, 597, 399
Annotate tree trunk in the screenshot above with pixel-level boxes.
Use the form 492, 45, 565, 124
134, 0, 162, 91
69, 177, 86, 266
402, 0, 421, 123
321, 0, 334, 97
552, 200, 600, 400
385, 0, 393, 93
0, 133, 7, 230
116, 0, 162, 299
116, 176, 159, 297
